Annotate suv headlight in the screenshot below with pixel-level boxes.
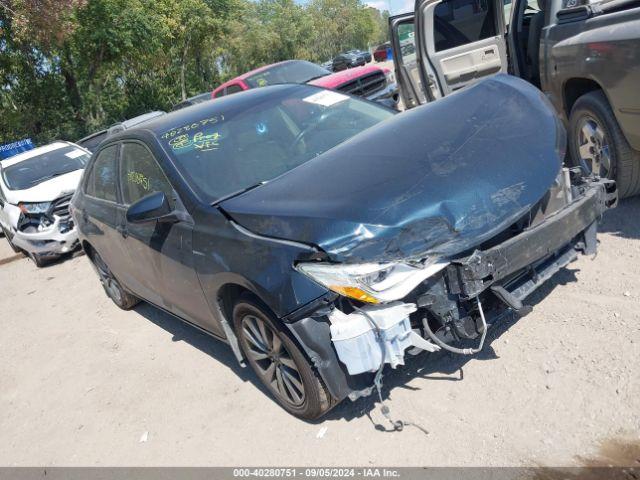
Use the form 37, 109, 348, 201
385, 70, 395, 85
296, 260, 448, 304
18, 202, 51, 214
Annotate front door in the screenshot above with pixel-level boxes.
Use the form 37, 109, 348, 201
414, 0, 509, 98
116, 141, 214, 328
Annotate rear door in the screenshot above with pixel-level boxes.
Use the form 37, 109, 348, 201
79, 144, 123, 271
415, 0, 508, 97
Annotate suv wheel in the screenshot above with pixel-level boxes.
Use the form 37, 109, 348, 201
28, 252, 50, 268
569, 90, 640, 198
1, 226, 21, 253
233, 294, 333, 419
91, 250, 139, 310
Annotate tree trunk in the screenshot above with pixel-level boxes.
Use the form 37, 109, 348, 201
180, 38, 190, 101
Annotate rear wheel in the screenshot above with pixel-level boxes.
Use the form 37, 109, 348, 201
569, 90, 640, 198
91, 250, 139, 310
233, 294, 333, 419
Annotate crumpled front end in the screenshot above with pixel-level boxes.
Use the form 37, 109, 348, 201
11, 194, 79, 256
286, 172, 617, 403
220, 74, 618, 402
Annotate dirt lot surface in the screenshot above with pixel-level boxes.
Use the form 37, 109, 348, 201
1, 198, 639, 467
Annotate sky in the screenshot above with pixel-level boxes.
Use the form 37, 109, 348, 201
368, 0, 413, 14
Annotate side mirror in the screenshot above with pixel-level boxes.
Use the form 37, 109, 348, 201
126, 191, 178, 224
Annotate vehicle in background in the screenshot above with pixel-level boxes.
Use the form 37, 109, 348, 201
0, 142, 90, 266
346, 49, 372, 63
373, 43, 391, 62
106, 111, 166, 136
332, 52, 366, 71
76, 130, 108, 153
73, 79, 615, 419
212, 60, 399, 109
172, 92, 213, 111
77, 111, 167, 153
320, 60, 334, 72
391, 0, 640, 197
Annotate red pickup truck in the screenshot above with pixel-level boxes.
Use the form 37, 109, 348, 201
212, 60, 399, 109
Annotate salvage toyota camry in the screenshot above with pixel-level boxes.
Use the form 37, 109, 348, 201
72, 76, 617, 419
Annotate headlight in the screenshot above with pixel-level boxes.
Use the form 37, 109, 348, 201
18, 202, 51, 214
296, 259, 448, 304
385, 70, 395, 85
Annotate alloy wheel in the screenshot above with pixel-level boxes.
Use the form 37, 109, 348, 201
241, 314, 305, 406
577, 116, 611, 178
93, 255, 123, 304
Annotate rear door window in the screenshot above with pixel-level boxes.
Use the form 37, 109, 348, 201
119, 142, 174, 207
85, 145, 118, 202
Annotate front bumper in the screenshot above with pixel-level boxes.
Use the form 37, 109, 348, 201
448, 177, 617, 300
12, 217, 79, 256
366, 82, 399, 109
286, 177, 617, 402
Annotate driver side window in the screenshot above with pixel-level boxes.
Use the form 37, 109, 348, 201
119, 143, 175, 207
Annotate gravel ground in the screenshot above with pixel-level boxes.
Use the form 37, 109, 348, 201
0, 197, 638, 467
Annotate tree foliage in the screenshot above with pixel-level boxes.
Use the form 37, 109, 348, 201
0, 0, 389, 144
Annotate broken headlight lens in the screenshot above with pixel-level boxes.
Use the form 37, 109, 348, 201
18, 202, 51, 214
296, 260, 448, 304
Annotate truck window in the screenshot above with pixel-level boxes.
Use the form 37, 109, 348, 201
503, 0, 512, 27
225, 84, 243, 95
434, 0, 498, 52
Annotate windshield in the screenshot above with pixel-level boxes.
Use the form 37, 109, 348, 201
2, 145, 89, 190
159, 85, 395, 202
245, 61, 330, 88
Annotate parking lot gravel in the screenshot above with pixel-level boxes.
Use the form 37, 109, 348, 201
0, 198, 638, 467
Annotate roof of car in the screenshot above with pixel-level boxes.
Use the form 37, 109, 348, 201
109, 83, 314, 140
233, 59, 304, 80
0, 141, 84, 168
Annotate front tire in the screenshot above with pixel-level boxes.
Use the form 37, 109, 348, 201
90, 250, 139, 310
1, 226, 21, 253
28, 252, 50, 268
233, 294, 333, 419
569, 90, 640, 198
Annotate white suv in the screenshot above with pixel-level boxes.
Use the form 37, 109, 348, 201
0, 141, 90, 266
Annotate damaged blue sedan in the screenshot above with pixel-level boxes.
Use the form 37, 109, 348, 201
72, 75, 617, 419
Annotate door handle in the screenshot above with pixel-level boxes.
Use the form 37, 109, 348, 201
116, 225, 128, 238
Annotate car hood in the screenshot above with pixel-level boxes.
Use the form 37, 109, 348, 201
220, 75, 563, 263
309, 65, 385, 89
5, 169, 83, 205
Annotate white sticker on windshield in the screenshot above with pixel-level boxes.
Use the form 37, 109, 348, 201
303, 90, 349, 107
65, 149, 86, 159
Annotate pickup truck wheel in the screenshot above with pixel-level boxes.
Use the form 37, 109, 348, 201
91, 251, 140, 310
569, 90, 640, 198
233, 295, 333, 419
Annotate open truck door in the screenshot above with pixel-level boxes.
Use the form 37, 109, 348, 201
412, 0, 509, 99
390, 13, 430, 109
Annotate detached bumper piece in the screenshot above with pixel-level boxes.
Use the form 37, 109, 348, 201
446, 177, 616, 308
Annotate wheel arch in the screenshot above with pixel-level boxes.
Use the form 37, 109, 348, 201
81, 240, 95, 260
563, 77, 604, 118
